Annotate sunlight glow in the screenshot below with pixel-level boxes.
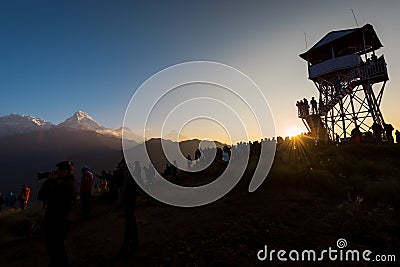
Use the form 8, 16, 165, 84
285, 126, 303, 137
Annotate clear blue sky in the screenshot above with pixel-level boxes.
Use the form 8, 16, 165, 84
1, 0, 399, 137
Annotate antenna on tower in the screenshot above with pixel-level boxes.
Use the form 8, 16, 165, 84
351, 9, 359, 27
304, 32, 308, 50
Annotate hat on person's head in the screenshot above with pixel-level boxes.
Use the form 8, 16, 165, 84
81, 166, 90, 173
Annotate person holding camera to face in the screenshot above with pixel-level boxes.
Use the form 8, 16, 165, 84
37, 160, 75, 267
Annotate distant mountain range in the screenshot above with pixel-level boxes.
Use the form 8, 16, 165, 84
0, 111, 139, 196
0, 111, 227, 199
0, 113, 53, 135
0, 111, 142, 142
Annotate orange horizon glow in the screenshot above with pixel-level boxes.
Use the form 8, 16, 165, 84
285, 126, 303, 138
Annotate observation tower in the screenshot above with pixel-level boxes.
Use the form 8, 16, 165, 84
298, 24, 389, 141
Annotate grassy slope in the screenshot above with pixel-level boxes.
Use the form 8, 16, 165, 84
1, 140, 399, 266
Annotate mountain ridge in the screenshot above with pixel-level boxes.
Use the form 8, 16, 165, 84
0, 111, 142, 142
57, 110, 105, 131
0, 113, 53, 136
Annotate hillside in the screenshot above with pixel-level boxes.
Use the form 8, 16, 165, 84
1, 140, 399, 266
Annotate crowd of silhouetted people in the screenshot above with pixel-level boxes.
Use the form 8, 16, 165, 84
161, 140, 277, 176
349, 122, 398, 144
3, 128, 400, 267
296, 97, 318, 117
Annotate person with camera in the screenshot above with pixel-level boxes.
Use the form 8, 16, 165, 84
37, 160, 75, 267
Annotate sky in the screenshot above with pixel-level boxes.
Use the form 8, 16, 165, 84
1, 0, 400, 139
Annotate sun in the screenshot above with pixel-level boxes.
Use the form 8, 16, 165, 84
285, 126, 303, 137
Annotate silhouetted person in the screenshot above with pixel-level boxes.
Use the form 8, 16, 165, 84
38, 160, 75, 267
319, 99, 324, 113
303, 98, 309, 116
335, 134, 340, 144
187, 155, 192, 169
296, 100, 305, 117
115, 159, 139, 259
277, 136, 284, 144
372, 122, 383, 142
163, 162, 171, 176
18, 184, 30, 209
80, 166, 93, 216
396, 130, 400, 144
310, 97, 318, 114
351, 126, 362, 143
296, 101, 301, 117
384, 123, 394, 143
194, 149, 201, 161
216, 147, 223, 162
113, 162, 126, 207
143, 163, 155, 185
222, 146, 231, 166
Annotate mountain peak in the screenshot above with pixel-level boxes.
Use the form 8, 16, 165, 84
58, 111, 104, 131
73, 110, 95, 120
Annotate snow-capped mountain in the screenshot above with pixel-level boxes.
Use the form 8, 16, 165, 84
57, 110, 105, 131
0, 111, 142, 142
0, 113, 53, 136
58, 111, 143, 142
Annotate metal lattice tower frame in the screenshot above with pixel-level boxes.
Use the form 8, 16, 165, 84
315, 61, 388, 140
299, 24, 389, 141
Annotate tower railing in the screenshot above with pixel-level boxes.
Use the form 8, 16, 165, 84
318, 56, 387, 116
357, 56, 388, 81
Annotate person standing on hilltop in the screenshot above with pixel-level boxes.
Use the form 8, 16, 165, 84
351, 126, 362, 143
384, 123, 394, 143
310, 97, 318, 115
395, 130, 400, 144
18, 184, 30, 209
372, 122, 383, 142
114, 159, 140, 260
222, 146, 231, 166
80, 166, 94, 216
303, 98, 309, 116
38, 160, 75, 267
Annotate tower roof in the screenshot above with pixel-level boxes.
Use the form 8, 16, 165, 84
300, 24, 383, 64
